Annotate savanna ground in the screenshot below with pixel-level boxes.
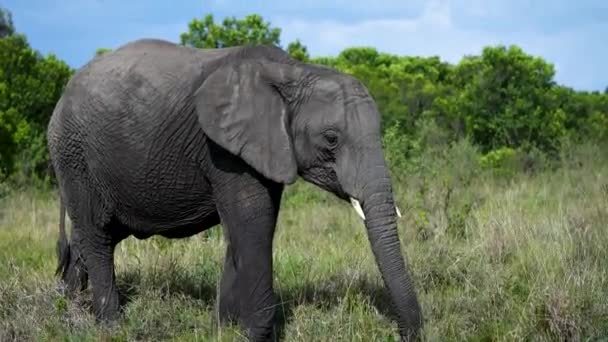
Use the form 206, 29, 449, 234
1, 141, 607, 341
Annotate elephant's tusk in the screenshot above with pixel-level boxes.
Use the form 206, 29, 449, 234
350, 198, 366, 221
350, 198, 401, 220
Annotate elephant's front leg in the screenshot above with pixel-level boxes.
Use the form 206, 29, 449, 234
214, 173, 283, 341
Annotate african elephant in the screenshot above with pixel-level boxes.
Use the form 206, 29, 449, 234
47, 39, 422, 341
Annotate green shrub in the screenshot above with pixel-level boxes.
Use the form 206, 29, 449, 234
479, 145, 554, 180
479, 147, 518, 175
390, 132, 483, 241
0, 169, 9, 200
586, 110, 608, 141
382, 121, 410, 180
12, 130, 52, 187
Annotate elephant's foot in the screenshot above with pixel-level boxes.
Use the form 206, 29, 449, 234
242, 305, 276, 342
219, 245, 277, 341
61, 245, 89, 296
218, 292, 276, 341
78, 224, 123, 323
93, 285, 121, 323
218, 292, 239, 324
88, 260, 121, 323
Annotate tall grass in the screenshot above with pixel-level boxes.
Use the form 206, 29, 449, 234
0, 141, 606, 341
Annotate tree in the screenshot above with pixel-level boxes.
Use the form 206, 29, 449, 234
449, 45, 565, 152
180, 13, 308, 61
286, 39, 309, 62
0, 33, 72, 179
180, 14, 281, 49
555, 87, 608, 142
0, 7, 14, 38
312, 48, 452, 137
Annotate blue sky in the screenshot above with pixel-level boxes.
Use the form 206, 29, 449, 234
3, 0, 607, 91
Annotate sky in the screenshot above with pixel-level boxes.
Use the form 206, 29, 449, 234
2, 0, 607, 91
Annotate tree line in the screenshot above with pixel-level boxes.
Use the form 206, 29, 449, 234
1, 9, 607, 186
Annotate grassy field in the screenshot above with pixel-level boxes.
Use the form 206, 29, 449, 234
1, 142, 607, 341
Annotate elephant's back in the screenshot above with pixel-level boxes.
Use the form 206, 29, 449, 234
48, 40, 226, 221
50, 40, 196, 159
62, 39, 217, 117
51, 39, 230, 153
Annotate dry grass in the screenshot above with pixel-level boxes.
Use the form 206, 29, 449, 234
1, 144, 607, 341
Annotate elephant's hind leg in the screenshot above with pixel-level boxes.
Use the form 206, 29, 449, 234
79, 219, 127, 322
67, 185, 127, 321
57, 229, 89, 296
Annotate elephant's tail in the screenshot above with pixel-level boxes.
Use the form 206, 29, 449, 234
55, 198, 70, 277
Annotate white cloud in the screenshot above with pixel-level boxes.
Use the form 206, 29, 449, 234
276, 0, 486, 61
275, 0, 605, 90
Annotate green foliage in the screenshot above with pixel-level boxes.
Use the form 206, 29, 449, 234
554, 86, 608, 142
180, 13, 310, 66
0, 7, 14, 38
382, 122, 410, 178
312, 48, 454, 138
95, 47, 112, 57
479, 147, 517, 171
180, 14, 281, 49
0, 32, 72, 181
448, 46, 565, 152
586, 110, 608, 141
1, 9, 606, 188
0, 169, 9, 199
286, 39, 309, 62
312, 44, 605, 157
478, 145, 552, 179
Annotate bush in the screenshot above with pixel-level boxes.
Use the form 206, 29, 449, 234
0, 170, 9, 199
12, 130, 53, 187
385, 120, 483, 240
479, 147, 518, 177
391, 117, 453, 175
479, 146, 552, 179
586, 110, 608, 141
382, 122, 410, 180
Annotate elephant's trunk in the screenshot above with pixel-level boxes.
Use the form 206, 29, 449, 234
355, 158, 422, 340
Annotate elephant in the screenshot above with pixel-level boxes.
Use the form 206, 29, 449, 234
47, 38, 422, 341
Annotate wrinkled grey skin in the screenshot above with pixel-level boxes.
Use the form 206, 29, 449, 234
47, 39, 422, 341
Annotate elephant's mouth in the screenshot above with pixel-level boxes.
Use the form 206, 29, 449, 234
298, 166, 350, 201
299, 167, 402, 219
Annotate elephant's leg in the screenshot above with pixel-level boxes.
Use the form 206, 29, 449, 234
214, 176, 283, 341
79, 222, 124, 322
218, 241, 239, 322
61, 230, 88, 295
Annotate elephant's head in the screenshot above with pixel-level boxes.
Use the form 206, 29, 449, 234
195, 46, 422, 339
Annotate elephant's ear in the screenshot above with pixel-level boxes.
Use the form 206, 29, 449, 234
194, 60, 299, 184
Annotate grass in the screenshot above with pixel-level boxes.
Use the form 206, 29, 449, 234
1, 142, 607, 341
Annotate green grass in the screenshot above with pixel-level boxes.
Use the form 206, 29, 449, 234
1, 145, 607, 341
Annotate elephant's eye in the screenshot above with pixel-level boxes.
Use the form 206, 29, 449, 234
324, 130, 339, 147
